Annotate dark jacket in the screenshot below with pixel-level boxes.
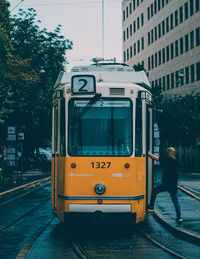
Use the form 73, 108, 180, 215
160, 156, 180, 187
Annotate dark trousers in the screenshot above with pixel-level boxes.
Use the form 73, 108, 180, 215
149, 184, 181, 219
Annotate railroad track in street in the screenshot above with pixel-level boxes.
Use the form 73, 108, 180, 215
0, 197, 51, 232
178, 184, 200, 201
0, 177, 51, 206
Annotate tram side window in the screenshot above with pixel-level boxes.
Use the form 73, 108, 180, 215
135, 99, 142, 157
54, 106, 58, 153
60, 99, 66, 156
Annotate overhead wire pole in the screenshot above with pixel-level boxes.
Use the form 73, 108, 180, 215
102, 0, 104, 59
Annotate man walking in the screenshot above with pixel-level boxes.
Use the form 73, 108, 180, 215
148, 147, 183, 223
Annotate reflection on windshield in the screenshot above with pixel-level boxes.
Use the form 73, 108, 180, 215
68, 98, 132, 156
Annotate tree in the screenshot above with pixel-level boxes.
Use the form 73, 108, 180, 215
1, 7, 73, 155
158, 95, 200, 146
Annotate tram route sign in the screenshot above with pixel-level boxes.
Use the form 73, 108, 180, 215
71, 75, 96, 94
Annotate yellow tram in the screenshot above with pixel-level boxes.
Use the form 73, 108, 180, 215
52, 62, 153, 224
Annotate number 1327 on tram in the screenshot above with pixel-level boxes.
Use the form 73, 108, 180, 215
52, 63, 153, 224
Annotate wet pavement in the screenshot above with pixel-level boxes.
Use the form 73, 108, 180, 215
154, 169, 200, 238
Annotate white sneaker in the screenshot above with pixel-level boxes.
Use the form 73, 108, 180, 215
176, 218, 183, 223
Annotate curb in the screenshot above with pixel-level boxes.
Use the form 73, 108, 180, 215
154, 208, 200, 246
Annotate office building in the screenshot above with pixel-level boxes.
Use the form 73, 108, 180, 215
122, 0, 200, 98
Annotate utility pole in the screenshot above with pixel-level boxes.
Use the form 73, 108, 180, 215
102, 0, 104, 59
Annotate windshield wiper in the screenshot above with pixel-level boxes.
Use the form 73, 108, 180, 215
72, 93, 102, 126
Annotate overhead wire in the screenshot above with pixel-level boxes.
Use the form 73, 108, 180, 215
11, 0, 124, 8
11, 0, 25, 11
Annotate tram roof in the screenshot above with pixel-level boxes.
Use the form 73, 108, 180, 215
54, 64, 151, 91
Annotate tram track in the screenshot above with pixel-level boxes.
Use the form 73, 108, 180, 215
140, 229, 188, 259
0, 197, 51, 232
178, 184, 200, 201
0, 177, 51, 206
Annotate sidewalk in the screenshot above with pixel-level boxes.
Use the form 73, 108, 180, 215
0, 169, 51, 193
154, 174, 200, 243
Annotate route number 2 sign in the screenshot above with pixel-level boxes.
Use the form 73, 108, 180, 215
71, 75, 96, 94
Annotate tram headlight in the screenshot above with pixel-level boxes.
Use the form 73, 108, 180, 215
71, 163, 76, 168
95, 183, 106, 195
124, 163, 130, 169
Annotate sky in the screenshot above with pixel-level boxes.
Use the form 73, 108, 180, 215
9, 0, 123, 71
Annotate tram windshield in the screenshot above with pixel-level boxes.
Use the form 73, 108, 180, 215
68, 98, 133, 156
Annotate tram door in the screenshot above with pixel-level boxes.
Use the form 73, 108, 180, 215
52, 102, 59, 211
146, 104, 153, 205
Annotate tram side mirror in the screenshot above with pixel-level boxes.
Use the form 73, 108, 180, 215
56, 90, 63, 98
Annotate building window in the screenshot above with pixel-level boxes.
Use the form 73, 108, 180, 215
180, 37, 184, 54
171, 73, 174, 89
185, 34, 189, 52
158, 0, 161, 11
126, 27, 129, 39
196, 0, 200, 12
123, 10, 125, 21
155, 26, 158, 41
151, 29, 154, 43
167, 74, 170, 90
148, 32, 151, 45
185, 66, 189, 84
124, 51, 126, 62
151, 55, 154, 69
159, 78, 162, 91
171, 43, 174, 59
166, 45, 170, 61
133, 0, 136, 11
158, 23, 161, 38
190, 0, 194, 16
137, 40, 140, 53
141, 37, 144, 50
151, 3, 154, 17
162, 20, 165, 35
190, 31, 194, 49
175, 71, 179, 87
133, 21, 136, 33
126, 6, 129, 18
127, 48, 129, 60
175, 10, 178, 27
154, 0, 157, 14
166, 17, 169, 33
155, 52, 158, 67
170, 13, 173, 30
137, 0, 139, 7
148, 57, 151, 70
162, 48, 165, 63
162, 76, 166, 91
141, 13, 144, 27
196, 62, 200, 81
137, 17, 140, 30
179, 6, 183, 23
129, 3, 132, 15
191, 64, 195, 82
159, 50, 162, 65
147, 7, 150, 20
134, 43, 136, 55
123, 31, 126, 42
175, 40, 179, 57
196, 27, 200, 46
130, 46, 133, 58
162, 0, 165, 8
185, 2, 189, 19
130, 24, 133, 36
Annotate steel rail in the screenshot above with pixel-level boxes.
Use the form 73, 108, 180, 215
0, 176, 51, 198
153, 209, 200, 246
178, 185, 200, 201
140, 229, 188, 259
16, 216, 55, 259
0, 197, 51, 232
71, 239, 91, 259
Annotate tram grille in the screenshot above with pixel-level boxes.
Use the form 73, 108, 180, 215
110, 88, 125, 95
